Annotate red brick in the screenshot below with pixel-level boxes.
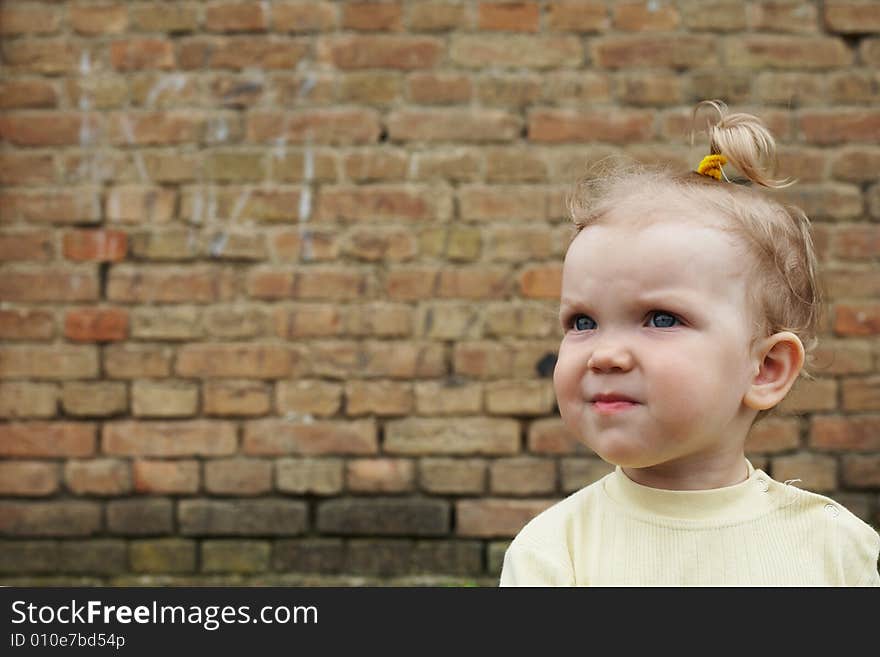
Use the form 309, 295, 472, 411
343, 2, 403, 31
205, 458, 272, 495
0, 423, 96, 458
546, 1, 608, 32
64, 459, 131, 496
0, 230, 53, 262
204, 380, 272, 417
528, 417, 588, 454
770, 453, 837, 493
478, 2, 540, 32
809, 415, 880, 451
830, 224, 880, 261
490, 457, 557, 495
458, 185, 548, 221
63, 230, 128, 262
206, 2, 268, 32
182, 36, 309, 69
613, 1, 680, 31
343, 149, 408, 181
747, 1, 819, 33
0, 188, 99, 224
824, 1, 880, 33
529, 109, 653, 142
103, 421, 238, 456
419, 458, 487, 494
0, 382, 57, 418
746, 418, 801, 454
64, 308, 129, 342
133, 460, 200, 494
273, 2, 337, 32
248, 267, 375, 301
834, 303, 880, 336
388, 109, 521, 142
0, 267, 98, 303
107, 266, 237, 303
592, 34, 717, 68
519, 264, 563, 299
346, 458, 416, 492
456, 499, 558, 537
0, 309, 52, 341
243, 419, 379, 455
0, 4, 61, 34
450, 35, 583, 68
0, 502, 101, 537
0, 462, 59, 496
176, 343, 300, 378
800, 110, 880, 145
384, 417, 519, 455
407, 72, 472, 104
107, 111, 205, 145
130, 4, 200, 32
725, 35, 851, 70
0, 80, 58, 109
103, 344, 173, 379
345, 380, 414, 416
70, 4, 128, 35
320, 35, 443, 69
841, 455, 880, 488
247, 110, 380, 144
408, 2, 468, 31
0, 39, 81, 74
841, 377, 880, 411
110, 39, 175, 71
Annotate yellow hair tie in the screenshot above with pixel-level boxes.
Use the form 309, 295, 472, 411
696, 153, 727, 180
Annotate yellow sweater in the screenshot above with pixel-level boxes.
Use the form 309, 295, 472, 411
500, 461, 880, 586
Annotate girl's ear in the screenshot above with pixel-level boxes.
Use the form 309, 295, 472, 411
743, 332, 806, 411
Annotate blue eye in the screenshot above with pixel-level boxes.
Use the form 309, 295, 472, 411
572, 314, 596, 331
649, 312, 679, 328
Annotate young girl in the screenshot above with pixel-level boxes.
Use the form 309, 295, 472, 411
500, 100, 880, 586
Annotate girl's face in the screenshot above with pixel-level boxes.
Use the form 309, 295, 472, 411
553, 214, 762, 488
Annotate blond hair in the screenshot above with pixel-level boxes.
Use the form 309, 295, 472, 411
567, 100, 822, 424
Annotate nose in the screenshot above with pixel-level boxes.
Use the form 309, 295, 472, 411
587, 341, 634, 373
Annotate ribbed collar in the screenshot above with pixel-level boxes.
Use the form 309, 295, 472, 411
602, 459, 780, 525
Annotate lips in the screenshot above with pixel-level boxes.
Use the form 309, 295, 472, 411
590, 393, 638, 403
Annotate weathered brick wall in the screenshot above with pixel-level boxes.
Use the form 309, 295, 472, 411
1, 0, 878, 585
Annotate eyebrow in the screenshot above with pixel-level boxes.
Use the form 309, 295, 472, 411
559, 291, 700, 315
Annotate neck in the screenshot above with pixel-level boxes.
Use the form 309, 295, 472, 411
621, 450, 749, 491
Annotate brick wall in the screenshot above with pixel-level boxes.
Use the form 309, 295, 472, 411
1, 0, 878, 585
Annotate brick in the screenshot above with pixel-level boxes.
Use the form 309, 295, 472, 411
204, 306, 269, 338
244, 419, 378, 455
179, 500, 308, 536
0, 309, 55, 342
385, 267, 440, 300
486, 147, 548, 182
107, 498, 174, 532
249, 267, 377, 301
205, 458, 272, 495
681, 0, 747, 31
110, 39, 175, 71
133, 460, 200, 495
308, 341, 445, 379
180, 36, 309, 70
414, 381, 483, 415
317, 185, 448, 222
529, 109, 654, 143
841, 377, 880, 411
0, 502, 101, 537
175, 343, 302, 379
0, 153, 55, 184
0, 267, 98, 303
57, 540, 127, 575
202, 540, 271, 573
830, 224, 880, 261
64, 308, 129, 343
560, 457, 615, 493
345, 539, 482, 576
0, 230, 54, 262
103, 421, 237, 457
276, 458, 344, 495
206, 2, 268, 32
0, 383, 57, 418
408, 2, 468, 31
436, 266, 512, 299
809, 415, 880, 450
273, 538, 345, 573
519, 263, 563, 300
338, 69, 402, 106
344, 302, 414, 337
385, 417, 519, 455
181, 186, 303, 223
408, 72, 472, 104
450, 35, 582, 69
0, 4, 61, 34
746, 417, 801, 453
456, 499, 557, 537
774, 146, 827, 183
771, 184, 862, 222
0, 346, 98, 380
528, 417, 588, 454
478, 74, 544, 107
827, 71, 880, 105
317, 498, 449, 536
275, 380, 342, 417
346, 458, 416, 493
456, 339, 558, 380
841, 455, 880, 488
106, 186, 176, 223
419, 458, 486, 494
747, 1, 819, 33
800, 110, 880, 145
64, 459, 131, 496
419, 226, 482, 262
824, 1, 880, 33
725, 35, 851, 70
388, 109, 521, 143
345, 380, 414, 416
129, 539, 196, 573
834, 303, 880, 336
131, 306, 204, 341
861, 38, 880, 66
490, 457, 557, 495
0, 80, 57, 110
771, 453, 837, 493
132, 380, 199, 418
1, 39, 81, 74
546, 1, 609, 32
777, 378, 838, 414
104, 344, 173, 379
107, 111, 205, 146
688, 71, 753, 105
203, 150, 268, 182
809, 339, 873, 376
341, 227, 418, 262
412, 149, 482, 181
204, 380, 271, 417
0, 541, 60, 574
0, 462, 59, 496
252, 109, 383, 146
61, 382, 127, 417
320, 35, 442, 69
63, 230, 128, 262
409, 540, 483, 575
273, 2, 337, 32
343, 148, 408, 181
1, 188, 100, 223
0, 422, 96, 458
108, 266, 238, 303
70, 4, 128, 35
486, 380, 557, 415
613, 1, 679, 31
478, 2, 540, 32
343, 2, 403, 31
592, 35, 717, 69
0, 113, 97, 146
484, 301, 559, 338
415, 302, 482, 340
616, 72, 683, 106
